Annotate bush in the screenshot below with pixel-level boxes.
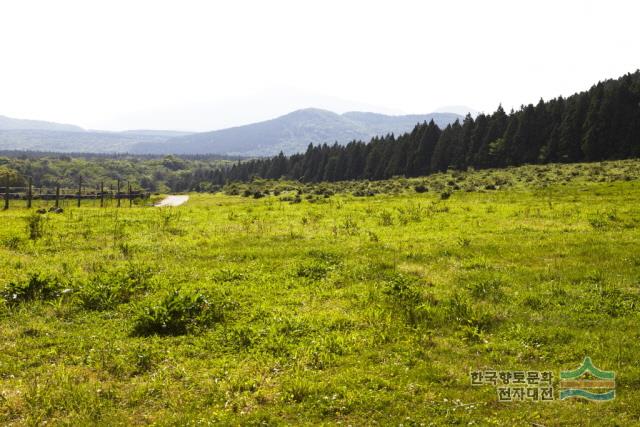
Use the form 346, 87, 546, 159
445, 293, 500, 332
378, 210, 394, 226
383, 273, 436, 326
468, 279, 503, 302
75, 264, 153, 311
296, 261, 331, 280
414, 185, 428, 193
26, 213, 48, 240
2, 235, 22, 250
1, 273, 65, 305
132, 289, 231, 336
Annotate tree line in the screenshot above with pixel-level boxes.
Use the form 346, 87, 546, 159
215, 71, 640, 183
2, 71, 639, 192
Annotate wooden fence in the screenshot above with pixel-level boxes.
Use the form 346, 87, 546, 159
3, 178, 150, 210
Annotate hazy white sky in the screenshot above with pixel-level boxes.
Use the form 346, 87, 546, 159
0, 0, 638, 131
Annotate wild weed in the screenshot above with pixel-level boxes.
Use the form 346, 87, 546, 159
75, 264, 153, 311
26, 213, 48, 240
2, 234, 22, 250
2, 273, 65, 305
383, 273, 436, 327
378, 210, 394, 226
468, 279, 503, 302
132, 288, 232, 336
296, 261, 332, 280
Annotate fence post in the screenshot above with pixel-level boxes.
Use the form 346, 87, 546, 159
117, 179, 121, 208
27, 177, 32, 209
3, 177, 9, 210
128, 182, 132, 207
77, 176, 82, 208
55, 184, 60, 208
100, 181, 104, 208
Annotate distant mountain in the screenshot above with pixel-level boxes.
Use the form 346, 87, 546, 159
132, 108, 464, 156
433, 105, 480, 117
0, 115, 84, 132
0, 129, 192, 153
0, 115, 196, 153
120, 130, 193, 138
0, 109, 462, 155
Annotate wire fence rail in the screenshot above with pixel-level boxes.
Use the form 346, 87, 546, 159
2, 177, 151, 210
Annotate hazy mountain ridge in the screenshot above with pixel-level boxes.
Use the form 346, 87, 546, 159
0, 109, 463, 155
0, 129, 181, 153
0, 115, 84, 132
132, 108, 463, 156
0, 116, 195, 153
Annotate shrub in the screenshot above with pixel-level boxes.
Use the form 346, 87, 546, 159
445, 293, 500, 332
397, 203, 424, 224
296, 261, 331, 280
1, 273, 65, 305
383, 273, 436, 326
2, 235, 22, 250
341, 217, 359, 235
521, 295, 547, 310
306, 249, 342, 266
468, 279, 503, 302
414, 185, 428, 193
75, 264, 153, 311
26, 213, 48, 240
213, 267, 246, 283
132, 289, 231, 336
378, 210, 394, 226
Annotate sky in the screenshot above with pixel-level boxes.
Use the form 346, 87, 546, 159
0, 0, 638, 132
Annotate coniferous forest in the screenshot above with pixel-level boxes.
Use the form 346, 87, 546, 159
219, 71, 640, 183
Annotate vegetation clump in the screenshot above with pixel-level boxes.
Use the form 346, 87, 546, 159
75, 264, 154, 311
1, 273, 66, 305
132, 289, 232, 336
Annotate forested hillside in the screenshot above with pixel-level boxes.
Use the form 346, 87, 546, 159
219, 71, 640, 183
0, 153, 235, 192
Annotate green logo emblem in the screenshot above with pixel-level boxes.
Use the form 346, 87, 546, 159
559, 357, 615, 401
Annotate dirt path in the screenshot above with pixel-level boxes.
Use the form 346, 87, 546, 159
154, 195, 190, 207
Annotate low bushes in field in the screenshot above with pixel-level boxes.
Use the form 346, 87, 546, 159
381, 272, 502, 338
132, 288, 234, 336
1, 273, 66, 305
295, 250, 342, 281
212, 267, 246, 283
396, 203, 424, 224
382, 273, 438, 327
296, 261, 332, 280
378, 210, 394, 226
26, 213, 49, 240
1, 234, 23, 250
75, 264, 154, 311
468, 278, 503, 302
444, 292, 502, 340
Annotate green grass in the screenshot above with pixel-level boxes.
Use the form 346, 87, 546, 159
1, 160, 640, 425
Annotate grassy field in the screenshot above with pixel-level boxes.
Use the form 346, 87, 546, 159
1, 160, 640, 425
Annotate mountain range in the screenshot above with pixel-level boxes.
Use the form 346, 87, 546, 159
0, 109, 464, 156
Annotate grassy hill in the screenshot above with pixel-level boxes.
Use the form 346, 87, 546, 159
0, 159, 639, 424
